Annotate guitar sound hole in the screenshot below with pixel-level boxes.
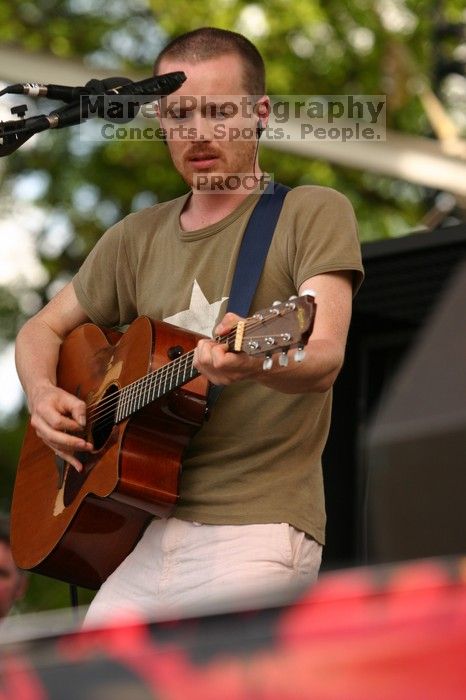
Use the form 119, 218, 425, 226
90, 383, 118, 450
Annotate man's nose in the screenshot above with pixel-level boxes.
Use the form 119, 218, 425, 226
190, 113, 214, 142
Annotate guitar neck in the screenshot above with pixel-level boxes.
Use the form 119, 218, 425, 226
110, 292, 315, 425
114, 348, 200, 423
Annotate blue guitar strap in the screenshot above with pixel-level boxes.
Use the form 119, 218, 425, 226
208, 180, 291, 410
226, 180, 291, 315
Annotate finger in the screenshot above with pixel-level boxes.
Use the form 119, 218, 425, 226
193, 348, 225, 384
210, 343, 230, 369
215, 312, 241, 336
69, 400, 87, 427
57, 392, 87, 428
54, 447, 84, 473
194, 339, 215, 367
39, 408, 85, 435
32, 415, 93, 453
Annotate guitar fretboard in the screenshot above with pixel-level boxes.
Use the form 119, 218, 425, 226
115, 349, 199, 423
108, 295, 312, 425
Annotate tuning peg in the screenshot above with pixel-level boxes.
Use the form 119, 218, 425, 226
263, 353, 273, 371
272, 300, 281, 306
278, 350, 289, 367
288, 295, 298, 300
294, 344, 306, 363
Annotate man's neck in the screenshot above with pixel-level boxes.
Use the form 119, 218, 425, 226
180, 170, 263, 232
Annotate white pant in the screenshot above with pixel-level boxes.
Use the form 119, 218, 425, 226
84, 518, 322, 627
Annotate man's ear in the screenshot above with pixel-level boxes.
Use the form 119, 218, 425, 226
255, 96, 271, 130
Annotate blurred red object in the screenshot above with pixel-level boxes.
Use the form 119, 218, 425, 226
1, 558, 465, 699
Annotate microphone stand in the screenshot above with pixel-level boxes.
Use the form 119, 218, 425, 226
0, 71, 186, 157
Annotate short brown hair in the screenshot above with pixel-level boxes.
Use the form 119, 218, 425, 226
154, 27, 266, 96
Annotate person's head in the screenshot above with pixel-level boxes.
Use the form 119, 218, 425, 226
154, 27, 266, 96
0, 517, 28, 618
154, 27, 270, 190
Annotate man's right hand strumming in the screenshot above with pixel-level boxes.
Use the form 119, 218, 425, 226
29, 383, 93, 473
15, 282, 92, 473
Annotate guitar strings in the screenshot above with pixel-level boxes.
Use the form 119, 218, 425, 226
85, 346, 196, 425
83, 314, 273, 429
84, 313, 271, 422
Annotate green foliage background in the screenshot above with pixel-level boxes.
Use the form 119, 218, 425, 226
0, 0, 464, 612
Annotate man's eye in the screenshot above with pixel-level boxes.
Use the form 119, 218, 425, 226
203, 110, 226, 121
166, 110, 192, 121
205, 105, 234, 119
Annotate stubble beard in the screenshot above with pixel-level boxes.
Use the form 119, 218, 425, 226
172, 138, 259, 190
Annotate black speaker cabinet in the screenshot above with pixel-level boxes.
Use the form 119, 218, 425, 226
323, 223, 466, 567
366, 259, 466, 562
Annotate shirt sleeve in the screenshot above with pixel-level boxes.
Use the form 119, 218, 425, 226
72, 216, 138, 327
285, 186, 364, 295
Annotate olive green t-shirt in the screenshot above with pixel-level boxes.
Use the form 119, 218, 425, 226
73, 185, 364, 544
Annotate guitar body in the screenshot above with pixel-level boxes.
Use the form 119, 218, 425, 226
11, 316, 208, 589
11, 294, 315, 590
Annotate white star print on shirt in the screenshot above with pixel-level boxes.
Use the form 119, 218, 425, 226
163, 279, 229, 337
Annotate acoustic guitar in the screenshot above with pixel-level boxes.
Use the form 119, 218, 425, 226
11, 293, 316, 589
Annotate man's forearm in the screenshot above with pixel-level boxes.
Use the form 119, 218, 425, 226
15, 318, 63, 407
194, 335, 345, 394
252, 337, 344, 394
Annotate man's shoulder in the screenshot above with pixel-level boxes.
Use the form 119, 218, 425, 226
285, 184, 354, 210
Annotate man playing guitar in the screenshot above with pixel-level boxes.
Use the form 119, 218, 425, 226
14, 27, 363, 623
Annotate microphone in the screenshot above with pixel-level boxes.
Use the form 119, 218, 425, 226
2, 72, 186, 102
103, 72, 186, 97
0, 72, 186, 155
47, 72, 186, 129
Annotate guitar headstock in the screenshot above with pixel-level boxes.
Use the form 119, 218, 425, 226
225, 292, 317, 369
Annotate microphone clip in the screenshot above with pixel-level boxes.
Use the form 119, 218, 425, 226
10, 104, 29, 119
